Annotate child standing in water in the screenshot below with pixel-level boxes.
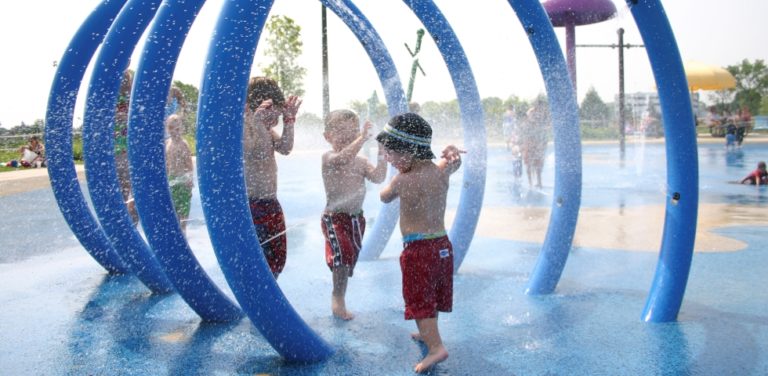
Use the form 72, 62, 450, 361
243, 77, 302, 279
321, 109, 387, 320
376, 112, 463, 373
165, 114, 194, 235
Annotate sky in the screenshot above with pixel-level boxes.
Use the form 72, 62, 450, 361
0, 0, 766, 128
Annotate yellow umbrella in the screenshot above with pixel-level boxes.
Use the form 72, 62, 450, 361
684, 61, 736, 91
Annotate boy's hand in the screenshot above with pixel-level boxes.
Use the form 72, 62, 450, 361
441, 145, 465, 164
283, 95, 302, 123
361, 120, 373, 141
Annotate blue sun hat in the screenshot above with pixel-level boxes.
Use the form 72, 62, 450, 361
376, 112, 436, 160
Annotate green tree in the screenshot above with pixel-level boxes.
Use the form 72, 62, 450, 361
261, 15, 306, 97
579, 87, 610, 128
726, 59, 768, 115
503, 95, 528, 118
481, 96, 504, 139
172, 80, 198, 135
760, 96, 768, 115
420, 100, 460, 138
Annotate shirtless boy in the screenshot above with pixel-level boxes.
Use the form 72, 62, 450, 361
243, 77, 301, 278
376, 112, 463, 373
165, 114, 194, 234
321, 110, 387, 320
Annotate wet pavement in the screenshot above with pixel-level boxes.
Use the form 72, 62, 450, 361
0, 139, 766, 375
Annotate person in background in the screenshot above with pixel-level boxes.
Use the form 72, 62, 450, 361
520, 98, 549, 189
163, 85, 186, 141
724, 113, 738, 150
165, 114, 194, 235
114, 69, 139, 225
18, 135, 46, 168
736, 106, 751, 147
502, 105, 517, 150
165, 85, 186, 120
740, 161, 767, 186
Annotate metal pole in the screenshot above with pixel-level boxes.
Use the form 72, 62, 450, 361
321, 5, 330, 120
577, 31, 642, 162
618, 28, 626, 159
566, 22, 577, 93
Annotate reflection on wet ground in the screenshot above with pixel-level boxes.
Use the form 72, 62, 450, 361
0, 140, 766, 374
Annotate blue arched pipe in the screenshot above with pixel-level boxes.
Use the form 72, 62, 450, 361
45, 0, 130, 275
128, 0, 243, 322
196, 0, 333, 362
321, 0, 408, 262
82, 0, 174, 294
505, 0, 583, 295
628, 0, 698, 322
402, 0, 487, 273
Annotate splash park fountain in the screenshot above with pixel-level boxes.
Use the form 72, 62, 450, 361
1, 0, 767, 374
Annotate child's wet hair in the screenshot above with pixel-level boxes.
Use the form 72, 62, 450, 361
247, 77, 285, 111
324, 109, 359, 133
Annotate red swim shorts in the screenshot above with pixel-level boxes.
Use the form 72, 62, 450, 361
321, 212, 365, 276
249, 198, 287, 276
400, 235, 453, 320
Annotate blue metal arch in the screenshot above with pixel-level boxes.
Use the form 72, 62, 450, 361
196, 0, 333, 362
128, 0, 243, 322
402, 0, 487, 273
628, 0, 698, 322
504, 0, 583, 295
81, 0, 174, 294
323, 0, 407, 262
45, 0, 130, 275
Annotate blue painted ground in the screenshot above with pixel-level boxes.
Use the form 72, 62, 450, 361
0, 139, 766, 375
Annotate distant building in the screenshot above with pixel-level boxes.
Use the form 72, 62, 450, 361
618, 91, 705, 133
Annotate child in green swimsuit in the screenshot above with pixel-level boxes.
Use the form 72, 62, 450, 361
165, 114, 194, 234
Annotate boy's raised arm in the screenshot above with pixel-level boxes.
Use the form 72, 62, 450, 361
380, 174, 400, 203
364, 143, 387, 184
326, 121, 372, 167
275, 95, 301, 155
437, 145, 464, 175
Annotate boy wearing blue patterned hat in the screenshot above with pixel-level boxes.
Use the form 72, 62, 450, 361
376, 112, 463, 373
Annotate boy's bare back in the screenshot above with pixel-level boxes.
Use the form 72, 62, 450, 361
388, 160, 450, 236
243, 109, 281, 199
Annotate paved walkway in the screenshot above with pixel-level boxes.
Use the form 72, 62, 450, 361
0, 164, 85, 197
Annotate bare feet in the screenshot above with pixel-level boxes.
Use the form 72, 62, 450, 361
414, 345, 448, 373
331, 297, 354, 320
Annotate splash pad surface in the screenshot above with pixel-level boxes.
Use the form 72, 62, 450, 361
1, 141, 766, 375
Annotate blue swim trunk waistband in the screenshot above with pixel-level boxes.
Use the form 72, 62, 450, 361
402, 230, 447, 243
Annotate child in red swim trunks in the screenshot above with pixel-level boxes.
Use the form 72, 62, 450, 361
377, 112, 463, 373
321, 109, 387, 320
243, 77, 302, 278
